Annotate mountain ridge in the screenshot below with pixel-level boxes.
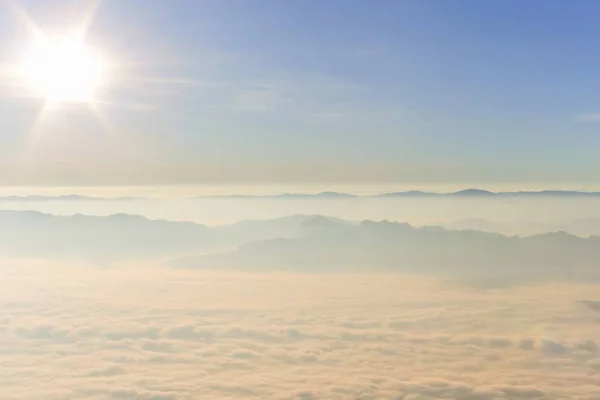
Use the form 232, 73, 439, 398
2, 189, 600, 202
3, 210, 600, 282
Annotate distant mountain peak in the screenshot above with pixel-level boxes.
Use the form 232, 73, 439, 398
453, 189, 494, 196
316, 191, 356, 198
300, 215, 347, 229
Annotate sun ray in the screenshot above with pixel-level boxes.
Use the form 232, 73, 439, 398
4, 0, 44, 42
2, 0, 117, 162
88, 100, 120, 141
71, 0, 102, 44
25, 100, 58, 152
8, 0, 106, 102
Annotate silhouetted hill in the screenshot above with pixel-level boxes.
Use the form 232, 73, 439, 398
202, 192, 358, 199
4, 210, 600, 281
3, 189, 600, 202
440, 217, 600, 237
377, 191, 437, 197
204, 189, 600, 198
0, 210, 212, 262
378, 189, 600, 198
175, 219, 600, 281
503, 190, 600, 197
0, 211, 350, 262
0, 195, 141, 201
453, 189, 495, 196
214, 214, 351, 245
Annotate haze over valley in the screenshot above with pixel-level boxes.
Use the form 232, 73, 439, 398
3, 188, 600, 236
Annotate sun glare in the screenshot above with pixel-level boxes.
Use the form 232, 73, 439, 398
21, 37, 104, 102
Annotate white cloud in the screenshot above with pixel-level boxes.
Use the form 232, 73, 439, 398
1, 264, 600, 399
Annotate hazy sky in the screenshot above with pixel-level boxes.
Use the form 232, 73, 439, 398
1, 0, 600, 188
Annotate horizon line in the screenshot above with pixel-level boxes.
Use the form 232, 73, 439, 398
1, 187, 600, 200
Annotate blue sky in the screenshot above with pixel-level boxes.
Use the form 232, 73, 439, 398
1, 0, 600, 188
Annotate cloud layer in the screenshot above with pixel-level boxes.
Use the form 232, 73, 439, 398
1, 263, 600, 399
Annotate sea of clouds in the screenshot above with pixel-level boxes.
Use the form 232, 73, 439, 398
1, 262, 600, 399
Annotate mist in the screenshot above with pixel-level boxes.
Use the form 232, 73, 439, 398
2, 191, 600, 399
3, 194, 600, 236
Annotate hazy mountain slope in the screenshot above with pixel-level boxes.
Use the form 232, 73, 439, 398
214, 214, 353, 245
440, 217, 600, 237
0, 210, 213, 261
4, 210, 600, 281
175, 220, 600, 280
0, 211, 349, 261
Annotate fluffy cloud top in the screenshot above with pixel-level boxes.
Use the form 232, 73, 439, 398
1, 263, 600, 399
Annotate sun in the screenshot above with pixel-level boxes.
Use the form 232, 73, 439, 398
21, 37, 104, 102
